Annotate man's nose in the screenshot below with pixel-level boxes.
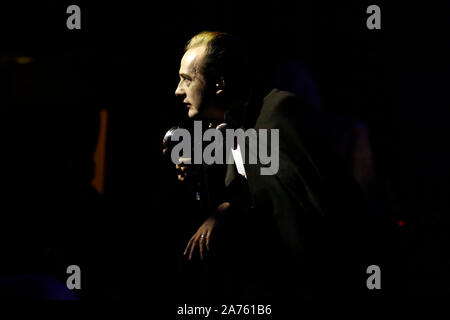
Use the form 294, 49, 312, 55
175, 83, 184, 96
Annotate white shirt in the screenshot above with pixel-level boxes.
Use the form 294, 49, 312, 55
230, 143, 247, 178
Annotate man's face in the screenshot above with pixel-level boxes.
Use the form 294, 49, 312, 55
175, 45, 221, 120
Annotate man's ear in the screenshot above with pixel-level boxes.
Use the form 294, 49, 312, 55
215, 77, 225, 96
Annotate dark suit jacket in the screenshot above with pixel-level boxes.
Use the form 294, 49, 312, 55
222, 89, 376, 299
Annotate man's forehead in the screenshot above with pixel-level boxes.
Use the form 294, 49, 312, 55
180, 45, 206, 74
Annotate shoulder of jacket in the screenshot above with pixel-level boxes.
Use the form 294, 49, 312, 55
257, 88, 299, 124
263, 88, 298, 105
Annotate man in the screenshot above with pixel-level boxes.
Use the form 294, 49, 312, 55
168, 31, 377, 301
172, 31, 252, 263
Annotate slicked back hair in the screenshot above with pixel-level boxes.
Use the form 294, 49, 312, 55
185, 31, 251, 101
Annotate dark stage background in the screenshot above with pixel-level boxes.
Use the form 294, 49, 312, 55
0, 0, 449, 303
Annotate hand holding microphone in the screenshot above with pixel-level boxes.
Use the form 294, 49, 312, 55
162, 125, 203, 185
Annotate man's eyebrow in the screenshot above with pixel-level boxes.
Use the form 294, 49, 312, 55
180, 73, 192, 80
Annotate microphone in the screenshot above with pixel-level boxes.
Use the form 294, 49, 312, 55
163, 125, 203, 202
162, 123, 230, 208
162, 125, 180, 156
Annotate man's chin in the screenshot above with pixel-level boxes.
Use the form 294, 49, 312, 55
188, 109, 199, 119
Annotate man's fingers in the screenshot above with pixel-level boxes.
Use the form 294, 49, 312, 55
176, 164, 184, 171
189, 236, 198, 260
199, 235, 204, 260
206, 232, 210, 251
184, 237, 193, 256
176, 164, 189, 179
176, 157, 192, 168
179, 157, 191, 164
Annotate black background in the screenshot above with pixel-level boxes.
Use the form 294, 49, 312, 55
0, 0, 449, 304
